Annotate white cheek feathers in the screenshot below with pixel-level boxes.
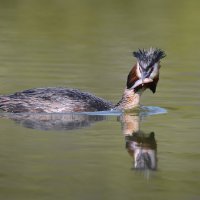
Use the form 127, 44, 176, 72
149, 63, 159, 79
136, 62, 142, 78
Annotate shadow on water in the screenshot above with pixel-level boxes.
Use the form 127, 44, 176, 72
0, 106, 167, 171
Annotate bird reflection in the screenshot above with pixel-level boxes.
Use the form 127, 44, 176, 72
0, 112, 106, 131
0, 110, 158, 170
120, 114, 157, 171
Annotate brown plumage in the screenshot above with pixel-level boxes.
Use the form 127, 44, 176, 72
127, 65, 138, 89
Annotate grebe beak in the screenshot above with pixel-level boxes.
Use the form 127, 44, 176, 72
141, 71, 148, 85
130, 65, 154, 90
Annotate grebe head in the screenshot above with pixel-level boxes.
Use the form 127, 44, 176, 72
127, 48, 166, 93
115, 48, 165, 111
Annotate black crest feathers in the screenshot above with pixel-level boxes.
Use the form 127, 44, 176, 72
133, 48, 166, 68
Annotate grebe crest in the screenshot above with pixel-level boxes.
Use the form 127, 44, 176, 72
133, 48, 166, 70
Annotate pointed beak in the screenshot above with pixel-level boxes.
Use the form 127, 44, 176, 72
131, 69, 153, 90
141, 71, 148, 86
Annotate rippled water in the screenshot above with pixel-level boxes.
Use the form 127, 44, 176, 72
0, 0, 200, 200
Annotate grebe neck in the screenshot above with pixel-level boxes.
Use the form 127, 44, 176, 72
114, 89, 143, 110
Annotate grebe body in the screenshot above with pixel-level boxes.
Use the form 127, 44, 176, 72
0, 48, 165, 113
0, 88, 113, 113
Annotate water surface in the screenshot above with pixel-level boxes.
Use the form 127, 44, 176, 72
0, 0, 200, 200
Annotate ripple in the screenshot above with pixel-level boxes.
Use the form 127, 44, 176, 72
80, 106, 167, 117
140, 106, 168, 116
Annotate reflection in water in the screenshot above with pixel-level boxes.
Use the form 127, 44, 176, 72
0, 112, 106, 131
0, 106, 165, 131
121, 114, 157, 171
0, 107, 161, 171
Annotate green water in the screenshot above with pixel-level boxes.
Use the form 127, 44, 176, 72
0, 0, 200, 199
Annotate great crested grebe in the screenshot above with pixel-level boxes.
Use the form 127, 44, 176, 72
0, 48, 165, 113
